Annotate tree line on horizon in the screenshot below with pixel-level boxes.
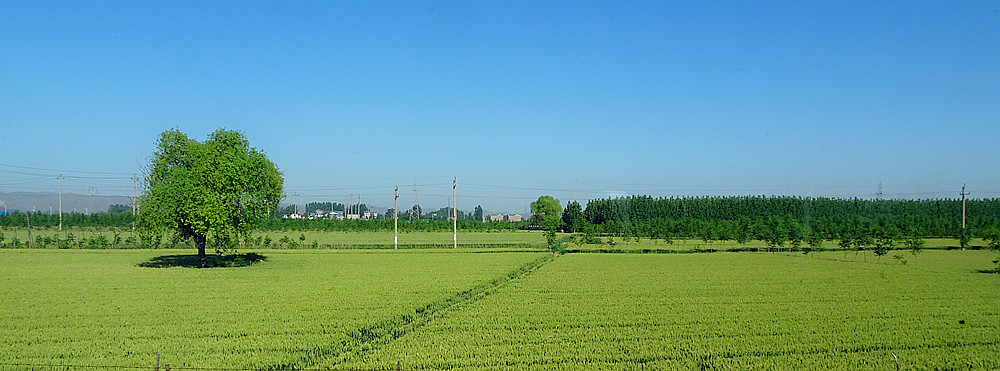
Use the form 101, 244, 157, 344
562, 195, 1000, 248
4, 195, 998, 241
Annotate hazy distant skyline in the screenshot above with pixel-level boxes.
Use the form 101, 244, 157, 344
2, 2, 998, 213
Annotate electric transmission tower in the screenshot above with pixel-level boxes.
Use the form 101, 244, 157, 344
89, 186, 98, 215
411, 177, 419, 221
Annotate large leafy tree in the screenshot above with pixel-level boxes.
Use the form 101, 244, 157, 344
140, 129, 283, 268
531, 196, 562, 227
531, 195, 562, 247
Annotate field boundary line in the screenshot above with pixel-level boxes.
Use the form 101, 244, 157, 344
261, 254, 555, 371
565, 246, 979, 254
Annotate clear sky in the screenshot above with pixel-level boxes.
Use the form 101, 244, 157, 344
1, 1, 998, 214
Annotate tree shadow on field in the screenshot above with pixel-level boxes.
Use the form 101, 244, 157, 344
139, 253, 267, 268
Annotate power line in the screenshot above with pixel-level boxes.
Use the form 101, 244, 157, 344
0, 163, 134, 175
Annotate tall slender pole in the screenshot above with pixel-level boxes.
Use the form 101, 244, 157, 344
131, 175, 137, 238
961, 184, 968, 229
394, 186, 398, 249
453, 177, 457, 249
58, 174, 63, 231
26, 212, 32, 248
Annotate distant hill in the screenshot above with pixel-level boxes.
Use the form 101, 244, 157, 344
0, 192, 131, 214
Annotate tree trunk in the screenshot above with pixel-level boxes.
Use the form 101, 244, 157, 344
194, 234, 207, 268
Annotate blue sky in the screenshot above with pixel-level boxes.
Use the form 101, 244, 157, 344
1, 1, 998, 213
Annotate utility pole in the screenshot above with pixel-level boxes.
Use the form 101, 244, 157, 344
26, 212, 32, 248
961, 184, 969, 229
394, 186, 398, 250
131, 175, 137, 234
960, 184, 970, 251
453, 177, 457, 249
58, 174, 63, 231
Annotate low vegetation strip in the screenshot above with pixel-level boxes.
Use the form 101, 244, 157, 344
263, 254, 553, 370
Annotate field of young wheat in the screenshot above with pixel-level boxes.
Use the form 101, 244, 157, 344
1, 248, 997, 370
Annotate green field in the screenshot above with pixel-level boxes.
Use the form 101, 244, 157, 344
3, 226, 990, 252
0, 249, 545, 369
342, 251, 1000, 369
2, 248, 998, 370
0, 228, 549, 249
569, 235, 991, 253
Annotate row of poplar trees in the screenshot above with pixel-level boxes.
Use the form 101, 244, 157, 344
563, 195, 1000, 242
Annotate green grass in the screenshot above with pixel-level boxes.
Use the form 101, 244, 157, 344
0, 227, 548, 249
341, 250, 1000, 370
3, 226, 989, 251
253, 230, 545, 248
1, 247, 998, 370
0, 249, 544, 370
566, 236, 990, 252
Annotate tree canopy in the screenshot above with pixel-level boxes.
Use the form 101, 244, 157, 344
531, 195, 562, 248
531, 196, 562, 227
562, 200, 586, 233
140, 129, 283, 267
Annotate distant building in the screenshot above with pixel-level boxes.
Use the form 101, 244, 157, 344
506, 214, 522, 222
489, 214, 505, 222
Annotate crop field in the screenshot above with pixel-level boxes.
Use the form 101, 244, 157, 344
340, 251, 1000, 370
568, 236, 990, 253
1, 248, 998, 370
259, 230, 545, 248
3, 226, 987, 252
0, 249, 546, 370
1, 228, 548, 249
